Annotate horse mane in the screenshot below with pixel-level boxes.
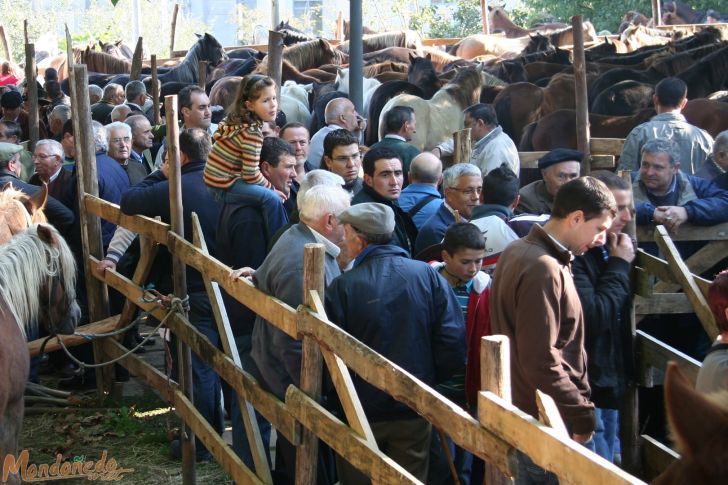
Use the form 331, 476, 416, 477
340, 31, 423, 54
78, 48, 132, 74
282, 39, 340, 71
421, 46, 461, 66
0, 224, 76, 338
441, 66, 483, 109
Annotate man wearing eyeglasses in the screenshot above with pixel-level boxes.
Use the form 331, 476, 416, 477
29, 139, 75, 208
517, 148, 583, 215
414, 163, 482, 256
105, 121, 148, 185
322, 129, 363, 196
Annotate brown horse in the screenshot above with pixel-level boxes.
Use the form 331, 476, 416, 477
488, 6, 567, 38
343, 19, 378, 40
652, 362, 728, 485
451, 33, 553, 60
0, 184, 48, 245
257, 39, 347, 74
0, 224, 80, 484
208, 76, 242, 111
518, 108, 655, 150
337, 30, 423, 54
682, 98, 728, 138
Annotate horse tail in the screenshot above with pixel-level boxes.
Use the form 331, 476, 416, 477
519, 121, 538, 151
447, 40, 461, 56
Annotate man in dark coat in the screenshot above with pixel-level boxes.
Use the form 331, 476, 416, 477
326, 202, 465, 483
369, 106, 420, 183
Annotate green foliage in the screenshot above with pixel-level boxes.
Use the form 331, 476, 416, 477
422, 0, 484, 38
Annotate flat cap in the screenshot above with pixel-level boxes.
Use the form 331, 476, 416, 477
338, 203, 395, 235
0, 90, 22, 109
0, 142, 22, 162
538, 148, 583, 170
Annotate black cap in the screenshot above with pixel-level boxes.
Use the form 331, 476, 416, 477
538, 148, 583, 170
1, 90, 22, 109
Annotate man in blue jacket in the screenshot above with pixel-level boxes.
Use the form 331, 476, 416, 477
632, 138, 728, 231
120, 128, 224, 463
326, 202, 465, 484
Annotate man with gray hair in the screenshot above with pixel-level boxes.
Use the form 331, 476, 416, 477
307, 97, 365, 169
250, 183, 350, 481
88, 84, 103, 105
415, 162, 482, 255
633, 138, 728, 232
326, 202, 465, 483
29, 139, 75, 206
125, 80, 149, 119
697, 130, 728, 190
398, 152, 444, 229
48, 104, 71, 138
106, 121, 147, 185
91, 82, 125, 124
110, 104, 132, 123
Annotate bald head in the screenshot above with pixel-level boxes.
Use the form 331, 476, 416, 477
409, 152, 443, 186
324, 97, 359, 132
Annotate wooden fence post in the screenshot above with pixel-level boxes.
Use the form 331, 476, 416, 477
0, 25, 11, 61
130, 36, 143, 80
480, 0, 490, 35
481, 335, 515, 484
571, 15, 591, 175
267, 30, 285, 100
296, 243, 326, 485
24, 43, 39, 152
197, 60, 207, 88
165, 94, 196, 484
170, 3, 180, 56
453, 128, 472, 165
151, 55, 161, 125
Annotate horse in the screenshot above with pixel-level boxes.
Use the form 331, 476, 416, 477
335, 68, 382, 115
651, 362, 728, 485
450, 33, 553, 60
78, 47, 132, 74
662, 1, 707, 24
518, 108, 655, 150
281, 80, 313, 126
157, 33, 228, 85
343, 19, 378, 40
274, 20, 314, 46
488, 6, 567, 38
678, 44, 728, 99
591, 80, 655, 116
0, 184, 48, 245
337, 31, 423, 54
620, 24, 675, 52
0, 224, 81, 483
257, 39, 346, 74
682, 98, 728, 137
407, 54, 441, 99
100, 40, 134, 60
378, 65, 484, 150
209, 76, 241, 110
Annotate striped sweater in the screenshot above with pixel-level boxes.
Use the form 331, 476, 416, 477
203, 119, 271, 189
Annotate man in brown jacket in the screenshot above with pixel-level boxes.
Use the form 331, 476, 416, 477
491, 176, 616, 482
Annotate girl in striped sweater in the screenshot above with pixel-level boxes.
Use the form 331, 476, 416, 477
203, 74, 288, 233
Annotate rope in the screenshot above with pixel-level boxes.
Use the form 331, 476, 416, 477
54, 294, 189, 370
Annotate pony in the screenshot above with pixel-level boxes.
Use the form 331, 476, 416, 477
682, 98, 728, 137
335, 68, 382, 115
0, 224, 81, 483
281, 81, 313, 127
274, 20, 314, 46
209, 76, 242, 110
0, 184, 48, 245
100, 40, 134, 60
157, 33, 228, 85
620, 24, 675, 52
678, 44, 728, 99
337, 31, 423, 54
488, 6, 568, 38
257, 39, 346, 74
652, 362, 728, 485
450, 33, 553, 60
590, 80, 655, 116
378, 65, 485, 150
662, 1, 708, 24
78, 47, 132, 74
407, 54, 441, 99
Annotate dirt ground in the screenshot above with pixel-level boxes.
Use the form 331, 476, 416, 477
20, 328, 233, 484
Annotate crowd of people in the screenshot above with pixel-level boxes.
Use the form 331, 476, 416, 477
2, 65, 728, 484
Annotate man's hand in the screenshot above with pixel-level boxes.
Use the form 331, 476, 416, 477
654, 206, 688, 233
608, 232, 635, 263
229, 266, 255, 282
572, 432, 594, 445
93, 258, 116, 279
274, 188, 288, 203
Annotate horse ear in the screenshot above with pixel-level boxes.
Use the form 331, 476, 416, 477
664, 362, 728, 459
2, 181, 13, 192
26, 183, 49, 214
426, 53, 432, 61
409, 52, 416, 63
195, 33, 202, 39
36, 223, 55, 245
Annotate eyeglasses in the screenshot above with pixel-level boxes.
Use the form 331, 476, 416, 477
332, 153, 361, 163
110, 137, 131, 144
449, 187, 482, 197
32, 153, 57, 160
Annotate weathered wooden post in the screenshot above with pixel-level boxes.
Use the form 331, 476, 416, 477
453, 128, 472, 165
481, 335, 515, 484
349, 0, 364, 115
165, 94, 196, 484
130, 36, 143, 80
267, 30, 285, 100
24, 43, 39, 152
271, 0, 280, 29
651, 0, 662, 26
151, 55, 161, 125
335, 12, 344, 41
571, 15, 591, 175
197, 60, 207, 88
480, 0, 491, 35
0, 25, 11, 61
170, 3, 180, 56
296, 243, 326, 485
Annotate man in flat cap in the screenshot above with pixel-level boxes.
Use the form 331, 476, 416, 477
516, 148, 583, 215
0, 142, 74, 234
326, 202, 465, 484
1, 90, 30, 142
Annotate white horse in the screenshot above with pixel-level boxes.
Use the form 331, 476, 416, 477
280, 81, 312, 127
379, 65, 484, 151
335, 68, 381, 118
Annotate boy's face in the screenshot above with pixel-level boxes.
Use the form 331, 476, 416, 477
441, 247, 486, 283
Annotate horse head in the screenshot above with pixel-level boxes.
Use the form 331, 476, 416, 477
196, 33, 227, 67
652, 362, 728, 484
0, 183, 48, 244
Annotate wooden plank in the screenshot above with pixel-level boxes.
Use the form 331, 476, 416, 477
267, 30, 284, 101
654, 226, 719, 339
572, 16, 591, 174
635, 330, 701, 385
635, 293, 692, 315
637, 221, 728, 242
478, 392, 645, 485
94, 261, 300, 442
24, 43, 38, 158
84, 195, 170, 244
28, 315, 121, 357
640, 435, 679, 482
635, 249, 711, 295
0, 25, 11, 60
116, 236, 158, 330
654, 240, 728, 293
169, 2, 179, 55
297, 310, 515, 476
633, 267, 653, 298
590, 138, 624, 156
285, 386, 419, 484
535, 390, 569, 438
151, 55, 161, 125
191, 215, 273, 484
520, 153, 614, 169
453, 128, 472, 165
99, 338, 265, 485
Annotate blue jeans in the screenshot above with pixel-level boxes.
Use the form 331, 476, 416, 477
230, 335, 272, 472
593, 408, 619, 463
209, 180, 288, 237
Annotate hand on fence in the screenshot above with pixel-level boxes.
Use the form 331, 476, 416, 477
229, 266, 255, 282
93, 258, 117, 279
608, 232, 635, 263
654, 206, 688, 233
572, 431, 594, 445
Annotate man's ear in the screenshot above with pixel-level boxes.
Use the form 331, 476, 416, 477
568, 209, 584, 226
510, 194, 520, 210
260, 160, 271, 178
363, 173, 373, 187
678, 97, 688, 110
322, 156, 332, 171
